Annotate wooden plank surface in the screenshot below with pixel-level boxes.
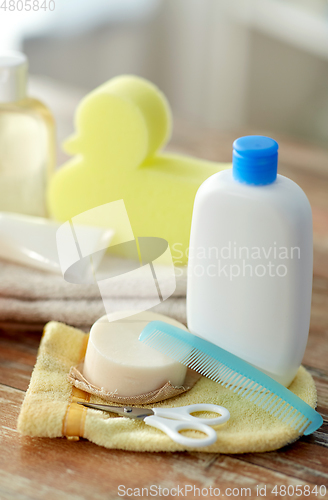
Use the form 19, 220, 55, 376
0, 129, 328, 499
0, 384, 327, 500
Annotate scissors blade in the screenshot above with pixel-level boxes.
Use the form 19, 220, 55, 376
77, 402, 154, 420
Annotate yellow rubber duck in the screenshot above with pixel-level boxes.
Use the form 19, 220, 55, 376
47, 75, 229, 265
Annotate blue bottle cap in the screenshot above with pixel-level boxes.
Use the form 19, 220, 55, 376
232, 135, 279, 185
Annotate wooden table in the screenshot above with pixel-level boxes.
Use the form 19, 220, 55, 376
0, 128, 327, 499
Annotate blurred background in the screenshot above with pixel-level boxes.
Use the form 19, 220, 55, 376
1, 0, 328, 151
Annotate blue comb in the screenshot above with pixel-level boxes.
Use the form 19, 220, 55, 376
139, 321, 323, 436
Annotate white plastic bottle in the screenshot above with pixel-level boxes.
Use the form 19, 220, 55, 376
187, 136, 313, 387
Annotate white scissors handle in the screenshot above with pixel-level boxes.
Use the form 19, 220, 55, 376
152, 404, 230, 425
144, 415, 217, 447
144, 404, 230, 448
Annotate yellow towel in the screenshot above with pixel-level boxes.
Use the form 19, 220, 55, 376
17, 321, 318, 453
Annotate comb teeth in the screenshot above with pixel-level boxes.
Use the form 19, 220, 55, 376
139, 321, 323, 436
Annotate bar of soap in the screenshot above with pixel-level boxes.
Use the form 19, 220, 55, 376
83, 311, 188, 397
47, 75, 228, 265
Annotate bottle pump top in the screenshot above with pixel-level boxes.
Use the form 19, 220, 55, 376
232, 135, 279, 186
0, 51, 27, 103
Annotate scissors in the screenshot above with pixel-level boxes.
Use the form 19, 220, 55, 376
77, 402, 230, 447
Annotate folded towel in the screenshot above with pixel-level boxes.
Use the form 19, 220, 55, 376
17, 321, 318, 453
0, 259, 187, 328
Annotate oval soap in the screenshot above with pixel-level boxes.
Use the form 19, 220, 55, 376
83, 311, 188, 397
